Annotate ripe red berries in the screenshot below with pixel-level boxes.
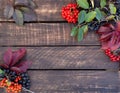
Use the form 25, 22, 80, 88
61, 3, 79, 23
105, 48, 120, 62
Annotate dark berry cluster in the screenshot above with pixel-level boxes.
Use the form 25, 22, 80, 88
116, 8, 120, 16
105, 49, 120, 62
88, 22, 100, 31
88, 21, 108, 31
61, 3, 79, 23
19, 73, 31, 89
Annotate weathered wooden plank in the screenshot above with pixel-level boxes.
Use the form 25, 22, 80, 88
28, 71, 120, 93
0, 23, 99, 45
1, 71, 119, 93
0, 47, 118, 69
0, 0, 75, 21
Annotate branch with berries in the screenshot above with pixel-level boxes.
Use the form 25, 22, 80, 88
61, 0, 120, 62
0, 48, 34, 93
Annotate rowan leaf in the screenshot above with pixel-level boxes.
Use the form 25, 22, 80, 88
0, 69, 5, 78
109, 3, 116, 14
85, 11, 96, 22
15, 0, 29, 5
0, 69, 4, 75
100, 0, 106, 8
83, 25, 88, 35
4, 4, 14, 19
71, 26, 78, 36
23, 9, 37, 22
78, 27, 84, 42
13, 9, 24, 26
95, 8, 103, 21
28, 0, 37, 9
77, 0, 89, 9
19, 7, 31, 13
78, 10, 86, 24
106, 15, 115, 20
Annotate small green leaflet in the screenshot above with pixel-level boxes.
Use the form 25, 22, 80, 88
28, 0, 37, 9
95, 8, 103, 21
71, 26, 78, 37
100, 0, 106, 8
4, 4, 14, 19
78, 25, 88, 42
13, 9, 24, 26
106, 15, 115, 20
85, 11, 96, 22
78, 27, 83, 42
109, 3, 116, 14
78, 10, 86, 24
20, 7, 31, 13
83, 25, 88, 34
0, 69, 4, 74
0, 69, 4, 78
77, 0, 89, 9
101, 11, 107, 17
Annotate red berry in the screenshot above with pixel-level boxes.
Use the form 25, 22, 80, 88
104, 49, 120, 62
61, 3, 79, 23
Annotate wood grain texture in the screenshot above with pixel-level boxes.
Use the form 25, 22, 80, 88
28, 71, 120, 93
0, 23, 99, 46
0, 47, 118, 69
0, 0, 75, 21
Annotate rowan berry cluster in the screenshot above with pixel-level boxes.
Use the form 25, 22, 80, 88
61, 3, 79, 23
0, 78, 22, 93
105, 48, 120, 62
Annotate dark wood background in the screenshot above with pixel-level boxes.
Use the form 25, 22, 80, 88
0, 0, 120, 93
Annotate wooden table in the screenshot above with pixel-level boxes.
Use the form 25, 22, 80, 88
0, 0, 120, 93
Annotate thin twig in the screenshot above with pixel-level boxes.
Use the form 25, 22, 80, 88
22, 87, 35, 93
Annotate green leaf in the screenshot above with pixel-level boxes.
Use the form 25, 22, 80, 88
19, 7, 31, 13
78, 10, 86, 24
0, 69, 4, 78
77, 25, 88, 42
4, 4, 14, 19
77, 0, 89, 9
0, 69, 4, 74
78, 27, 84, 42
95, 8, 103, 21
109, 3, 116, 14
82, 25, 88, 34
71, 26, 78, 37
101, 11, 107, 17
28, 0, 37, 9
85, 11, 96, 22
100, 0, 106, 8
13, 9, 24, 26
106, 15, 115, 20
